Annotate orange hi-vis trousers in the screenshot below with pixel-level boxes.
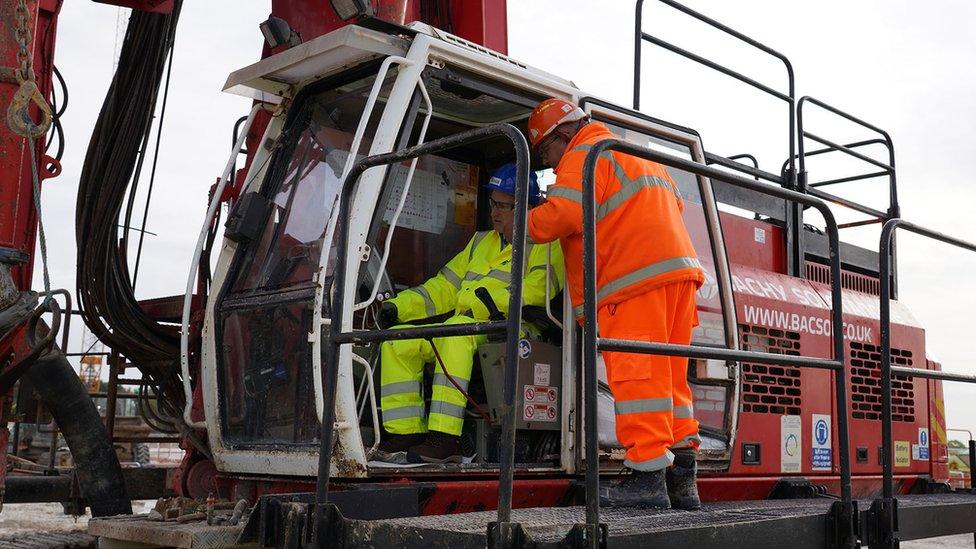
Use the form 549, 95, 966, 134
599, 280, 701, 472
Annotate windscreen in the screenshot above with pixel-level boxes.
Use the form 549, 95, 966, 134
216, 67, 395, 447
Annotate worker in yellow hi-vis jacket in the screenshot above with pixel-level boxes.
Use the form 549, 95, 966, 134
372, 163, 565, 464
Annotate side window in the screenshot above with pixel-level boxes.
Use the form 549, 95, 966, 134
600, 120, 727, 347
217, 67, 398, 447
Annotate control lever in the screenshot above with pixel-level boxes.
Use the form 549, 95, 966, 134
474, 287, 506, 343
475, 287, 505, 321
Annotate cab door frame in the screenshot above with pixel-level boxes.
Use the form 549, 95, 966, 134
573, 97, 740, 465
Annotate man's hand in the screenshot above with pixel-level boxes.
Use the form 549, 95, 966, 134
376, 301, 399, 329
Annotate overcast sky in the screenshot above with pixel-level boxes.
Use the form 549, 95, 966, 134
38, 1, 976, 440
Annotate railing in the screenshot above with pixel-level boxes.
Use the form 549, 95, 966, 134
578, 140, 857, 548
635, 0, 809, 275
315, 124, 533, 548
797, 96, 899, 223
635, 0, 796, 174
873, 219, 976, 549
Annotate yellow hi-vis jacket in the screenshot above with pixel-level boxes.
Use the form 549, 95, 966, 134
390, 230, 565, 322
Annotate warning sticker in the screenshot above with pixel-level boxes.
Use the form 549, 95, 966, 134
812, 414, 832, 471
894, 441, 911, 467
917, 427, 930, 460
522, 384, 557, 422
523, 385, 557, 404
781, 415, 801, 473
523, 403, 557, 422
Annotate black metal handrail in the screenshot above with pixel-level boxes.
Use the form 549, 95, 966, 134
797, 97, 898, 217
314, 123, 532, 548
635, 0, 797, 176
580, 139, 856, 548
875, 218, 976, 548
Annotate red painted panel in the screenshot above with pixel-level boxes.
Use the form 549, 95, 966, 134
721, 213, 787, 274
0, 0, 61, 289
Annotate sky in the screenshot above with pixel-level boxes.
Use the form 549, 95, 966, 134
36, 1, 976, 439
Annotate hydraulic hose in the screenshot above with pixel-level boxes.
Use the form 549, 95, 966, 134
26, 342, 131, 516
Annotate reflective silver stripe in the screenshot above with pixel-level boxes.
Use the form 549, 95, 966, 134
381, 380, 422, 399
674, 404, 695, 419
464, 270, 510, 284
615, 397, 672, 415
574, 144, 682, 217
408, 286, 437, 317
671, 433, 702, 450
429, 400, 466, 419
439, 267, 461, 288
625, 449, 674, 472
547, 186, 583, 204
469, 231, 490, 260
382, 405, 425, 422
573, 303, 584, 318
597, 256, 702, 302
488, 269, 511, 283
433, 373, 469, 393
598, 173, 675, 221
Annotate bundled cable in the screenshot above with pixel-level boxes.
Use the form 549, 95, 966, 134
75, 2, 185, 422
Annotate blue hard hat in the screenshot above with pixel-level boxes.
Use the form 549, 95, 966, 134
484, 162, 541, 205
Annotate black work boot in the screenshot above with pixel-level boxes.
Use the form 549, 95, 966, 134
406, 431, 463, 464
599, 469, 671, 509
666, 448, 701, 510
371, 433, 426, 464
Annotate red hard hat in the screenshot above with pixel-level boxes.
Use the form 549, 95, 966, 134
527, 98, 588, 150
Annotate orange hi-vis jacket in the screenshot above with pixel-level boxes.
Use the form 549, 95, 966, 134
527, 121, 704, 317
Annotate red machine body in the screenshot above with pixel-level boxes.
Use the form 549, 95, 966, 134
0, 0, 62, 288
0, 0, 951, 516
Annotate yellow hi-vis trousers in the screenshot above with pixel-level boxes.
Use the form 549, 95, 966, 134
380, 315, 485, 436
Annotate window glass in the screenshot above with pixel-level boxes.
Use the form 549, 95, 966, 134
218, 67, 396, 447
231, 70, 397, 294
220, 301, 318, 444
601, 120, 726, 346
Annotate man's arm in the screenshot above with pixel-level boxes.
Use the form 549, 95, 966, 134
389, 236, 474, 322
527, 170, 585, 244
521, 242, 566, 308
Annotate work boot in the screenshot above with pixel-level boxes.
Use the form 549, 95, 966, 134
406, 431, 463, 464
371, 433, 426, 464
599, 469, 671, 509
666, 448, 701, 510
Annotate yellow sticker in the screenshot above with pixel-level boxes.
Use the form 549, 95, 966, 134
894, 441, 911, 468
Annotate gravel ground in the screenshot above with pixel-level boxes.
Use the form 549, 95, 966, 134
0, 501, 154, 535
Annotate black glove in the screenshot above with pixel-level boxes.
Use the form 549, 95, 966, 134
376, 301, 399, 329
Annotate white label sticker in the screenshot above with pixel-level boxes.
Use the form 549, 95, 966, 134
523, 403, 557, 422
754, 227, 766, 244
523, 385, 557, 404
781, 415, 802, 473
812, 414, 832, 471
534, 363, 551, 386
912, 444, 920, 461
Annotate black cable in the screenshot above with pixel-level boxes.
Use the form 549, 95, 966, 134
53, 65, 68, 117
75, 2, 186, 418
428, 338, 494, 425
132, 41, 175, 288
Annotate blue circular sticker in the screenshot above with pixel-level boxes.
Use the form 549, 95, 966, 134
518, 339, 531, 359
815, 419, 829, 446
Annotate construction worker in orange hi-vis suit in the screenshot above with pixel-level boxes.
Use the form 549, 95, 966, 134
526, 98, 705, 510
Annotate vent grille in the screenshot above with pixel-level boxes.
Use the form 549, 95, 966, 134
849, 341, 916, 422
805, 263, 880, 296
739, 324, 802, 415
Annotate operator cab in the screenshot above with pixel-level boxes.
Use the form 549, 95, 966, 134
203, 23, 737, 479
